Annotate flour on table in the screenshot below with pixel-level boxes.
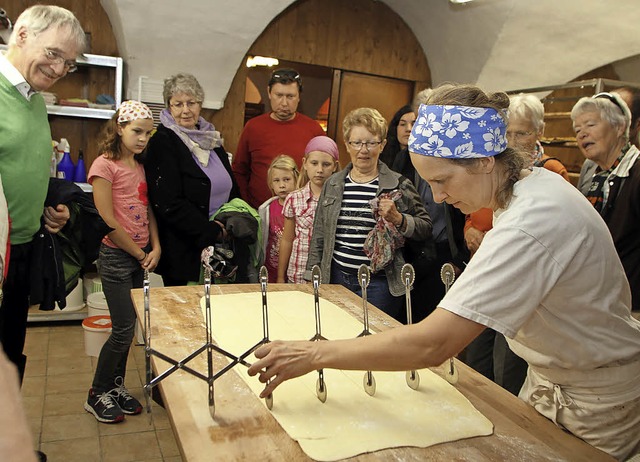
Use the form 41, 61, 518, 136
200, 290, 493, 461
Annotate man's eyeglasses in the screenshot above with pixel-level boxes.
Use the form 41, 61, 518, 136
44, 48, 77, 73
594, 92, 627, 115
170, 101, 201, 110
348, 140, 382, 151
506, 130, 534, 140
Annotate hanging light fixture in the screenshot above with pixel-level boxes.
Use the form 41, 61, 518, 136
246, 56, 280, 68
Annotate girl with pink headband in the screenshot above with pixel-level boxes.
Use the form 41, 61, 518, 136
277, 136, 339, 283
84, 100, 160, 424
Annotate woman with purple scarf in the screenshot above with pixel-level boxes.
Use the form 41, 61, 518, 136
145, 73, 241, 286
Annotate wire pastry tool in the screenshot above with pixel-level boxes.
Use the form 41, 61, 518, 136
259, 266, 274, 410
440, 263, 459, 384
401, 264, 420, 390
357, 264, 376, 396
142, 248, 273, 419
309, 265, 328, 402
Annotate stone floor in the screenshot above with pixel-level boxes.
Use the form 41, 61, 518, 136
22, 322, 182, 462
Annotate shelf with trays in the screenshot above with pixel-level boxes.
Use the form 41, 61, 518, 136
0, 44, 122, 120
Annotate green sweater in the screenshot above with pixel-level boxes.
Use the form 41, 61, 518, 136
0, 73, 52, 244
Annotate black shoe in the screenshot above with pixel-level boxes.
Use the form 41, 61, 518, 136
108, 376, 142, 415
84, 388, 125, 423
36, 450, 47, 462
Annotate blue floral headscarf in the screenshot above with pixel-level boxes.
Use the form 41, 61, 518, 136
409, 104, 508, 158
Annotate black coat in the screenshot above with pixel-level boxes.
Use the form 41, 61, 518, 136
144, 124, 240, 282
30, 179, 111, 310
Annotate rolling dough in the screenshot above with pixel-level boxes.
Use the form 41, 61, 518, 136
201, 291, 492, 461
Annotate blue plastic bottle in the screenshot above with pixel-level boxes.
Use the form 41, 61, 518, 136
73, 150, 87, 183
57, 149, 75, 181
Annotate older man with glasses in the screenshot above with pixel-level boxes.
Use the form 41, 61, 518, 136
0, 4, 85, 381
232, 68, 325, 208
0, 5, 86, 460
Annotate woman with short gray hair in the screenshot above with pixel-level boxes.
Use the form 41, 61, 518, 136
573, 91, 640, 312
145, 73, 241, 286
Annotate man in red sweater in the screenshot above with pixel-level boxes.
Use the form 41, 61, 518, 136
232, 68, 325, 208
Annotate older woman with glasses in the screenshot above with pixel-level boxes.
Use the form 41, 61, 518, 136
145, 73, 241, 286
508, 93, 569, 179
249, 84, 640, 460
574, 92, 640, 312
304, 108, 432, 321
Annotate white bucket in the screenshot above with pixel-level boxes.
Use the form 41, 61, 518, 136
55, 278, 85, 312
87, 291, 109, 318
83, 273, 100, 301
82, 315, 112, 357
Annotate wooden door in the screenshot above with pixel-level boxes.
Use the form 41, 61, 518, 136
327, 71, 414, 167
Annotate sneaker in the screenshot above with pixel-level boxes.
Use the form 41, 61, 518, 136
84, 388, 125, 423
109, 376, 143, 415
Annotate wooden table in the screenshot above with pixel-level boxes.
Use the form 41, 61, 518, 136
131, 284, 613, 462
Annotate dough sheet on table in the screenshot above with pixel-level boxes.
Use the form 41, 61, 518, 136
200, 290, 493, 461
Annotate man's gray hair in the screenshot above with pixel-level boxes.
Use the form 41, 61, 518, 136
9, 5, 86, 53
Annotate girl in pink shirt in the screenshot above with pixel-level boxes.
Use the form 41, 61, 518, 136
278, 136, 339, 283
84, 101, 160, 424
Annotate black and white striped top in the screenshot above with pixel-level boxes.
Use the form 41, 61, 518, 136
332, 175, 378, 273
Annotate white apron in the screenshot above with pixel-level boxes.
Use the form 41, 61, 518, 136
519, 360, 640, 461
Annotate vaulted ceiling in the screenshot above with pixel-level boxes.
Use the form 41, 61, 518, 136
100, 0, 640, 108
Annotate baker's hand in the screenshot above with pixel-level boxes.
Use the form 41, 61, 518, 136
248, 340, 317, 398
378, 198, 402, 226
464, 226, 485, 254
44, 204, 70, 234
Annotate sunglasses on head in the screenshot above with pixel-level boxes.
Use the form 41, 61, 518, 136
271, 71, 300, 80
593, 92, 627, 115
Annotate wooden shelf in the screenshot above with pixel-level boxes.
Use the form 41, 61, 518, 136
544, 112, 572, 119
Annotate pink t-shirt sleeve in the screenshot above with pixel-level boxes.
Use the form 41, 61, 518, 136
88, 156, 150, 248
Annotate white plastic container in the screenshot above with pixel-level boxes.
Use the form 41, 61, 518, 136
55, 278, 84, 312
87, 291, 109, 318
82, 315, 112, 357
82, 273, 100, 301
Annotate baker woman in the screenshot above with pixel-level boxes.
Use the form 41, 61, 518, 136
249, 84, 640, 460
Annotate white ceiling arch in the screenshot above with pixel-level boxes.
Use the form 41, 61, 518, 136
100, 0, 640, 108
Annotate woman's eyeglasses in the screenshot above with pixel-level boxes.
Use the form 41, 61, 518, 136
170, 101, 201, 110
348, 140, 382, 151
506, 130, 534, 140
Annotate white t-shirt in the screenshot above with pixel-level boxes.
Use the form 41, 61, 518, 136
440, 168, 640, 371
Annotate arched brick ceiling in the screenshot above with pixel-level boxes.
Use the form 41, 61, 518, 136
101, 0, 640, 107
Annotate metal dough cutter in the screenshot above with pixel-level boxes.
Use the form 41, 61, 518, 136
310, 265, 328, 402
440, 263, 459, 385
259, 266, 274, 409
401, 264, 420, 390
357, 264, 376, 396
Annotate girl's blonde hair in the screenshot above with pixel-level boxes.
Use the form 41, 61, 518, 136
297, 152, 338, 188
267, 155, 299, 194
